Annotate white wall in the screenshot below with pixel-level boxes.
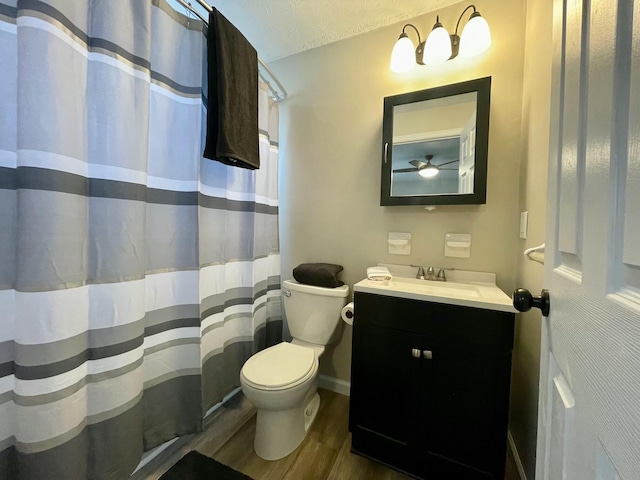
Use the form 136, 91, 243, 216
510, 0, 554, 478
272, 0, 526, 382
268, 1, 563, 477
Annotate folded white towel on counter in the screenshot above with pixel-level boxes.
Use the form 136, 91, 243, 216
367, 266, 392, 281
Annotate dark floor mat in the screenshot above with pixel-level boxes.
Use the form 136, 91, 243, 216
160, 451, 253, 480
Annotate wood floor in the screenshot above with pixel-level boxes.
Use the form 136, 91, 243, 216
195, 388, 521, 480
206, 388, 408, 480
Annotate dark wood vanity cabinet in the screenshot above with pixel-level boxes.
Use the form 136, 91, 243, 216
349, 292, 515, 480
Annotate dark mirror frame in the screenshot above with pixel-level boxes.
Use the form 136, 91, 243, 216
380, 77, 491, 206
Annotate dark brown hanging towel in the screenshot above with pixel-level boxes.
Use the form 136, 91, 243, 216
204, 8, 259, 169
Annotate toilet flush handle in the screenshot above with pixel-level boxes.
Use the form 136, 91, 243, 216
283, 289, 291, 297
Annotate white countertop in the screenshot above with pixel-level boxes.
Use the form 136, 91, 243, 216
354, 267, 517, 313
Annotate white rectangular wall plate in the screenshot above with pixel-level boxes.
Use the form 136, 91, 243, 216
388, 232, 411, 255
444, 233, 471, 258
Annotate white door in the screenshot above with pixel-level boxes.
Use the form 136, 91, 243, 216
536, 0, 640, 478
458, 113, 476, 194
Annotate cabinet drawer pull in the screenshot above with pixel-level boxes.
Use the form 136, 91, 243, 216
423, 350, 433, 360
411, 348, 421, 358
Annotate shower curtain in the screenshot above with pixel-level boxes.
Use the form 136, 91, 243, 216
0, 1, 282, 478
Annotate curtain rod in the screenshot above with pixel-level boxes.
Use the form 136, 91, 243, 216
175, 0, 288, 101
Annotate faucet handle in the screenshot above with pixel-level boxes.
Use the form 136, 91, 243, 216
410, 264, 425, 279
436, 267, 454, 281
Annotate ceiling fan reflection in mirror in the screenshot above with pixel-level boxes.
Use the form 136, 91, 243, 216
392, 154, 459, 178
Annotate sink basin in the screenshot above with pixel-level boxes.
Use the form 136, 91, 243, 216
354, 272, 516, 312
389, 277, 481, 298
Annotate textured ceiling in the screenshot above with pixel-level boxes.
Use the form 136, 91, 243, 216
202, 0, 464, 63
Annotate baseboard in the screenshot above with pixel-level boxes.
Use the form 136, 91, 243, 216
318, 374, 351, 396
507, 430, 528, 480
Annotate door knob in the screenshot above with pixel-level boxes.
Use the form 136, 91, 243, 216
512, 288, 550, 316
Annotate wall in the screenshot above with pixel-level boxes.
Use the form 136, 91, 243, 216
394, 97, 476, 135
269, 0, 566, 476
392, 176, 459, 196
510, 0, 554, 478
272, 0, 526, 382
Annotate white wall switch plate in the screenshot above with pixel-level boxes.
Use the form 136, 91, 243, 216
520, 211, 528, 239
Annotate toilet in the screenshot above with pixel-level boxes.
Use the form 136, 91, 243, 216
240, 279, 349, 460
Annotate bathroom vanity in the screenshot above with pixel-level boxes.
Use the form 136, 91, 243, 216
349, 273, 516, 480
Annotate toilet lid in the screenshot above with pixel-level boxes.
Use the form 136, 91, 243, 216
242, 342, 315, 388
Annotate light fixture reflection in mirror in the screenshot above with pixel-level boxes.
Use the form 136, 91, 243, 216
389, 5, 491, 72
391, 138, 464, 197
418, 166, 439, 178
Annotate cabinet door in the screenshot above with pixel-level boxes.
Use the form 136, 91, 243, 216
350, 323, 421, 447
422, 341, 512, 478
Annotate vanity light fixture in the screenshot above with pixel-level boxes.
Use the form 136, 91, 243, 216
390, 4, 491, 72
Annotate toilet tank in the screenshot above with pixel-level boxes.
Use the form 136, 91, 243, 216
283, 280, 350, 345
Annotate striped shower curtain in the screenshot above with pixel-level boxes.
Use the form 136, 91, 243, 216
0, 1, 282, 478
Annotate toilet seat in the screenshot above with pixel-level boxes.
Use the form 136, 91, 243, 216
241, 342, 317, 391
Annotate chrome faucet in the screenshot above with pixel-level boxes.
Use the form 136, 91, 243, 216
411, 265, 454, 281
411, 264, 425, 279
425, 266, 436, 281
411, 265, 437, 280
436, 267, 454, 282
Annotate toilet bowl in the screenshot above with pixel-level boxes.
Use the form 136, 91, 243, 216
240, 280, 349, 460
240, 341, 321, 460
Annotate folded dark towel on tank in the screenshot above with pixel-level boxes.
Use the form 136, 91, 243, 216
204, 8, 259, 170
293, 263, 344, 288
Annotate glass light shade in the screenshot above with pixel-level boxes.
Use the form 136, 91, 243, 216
390, 34, 416, 73
459, 13, 491, 58
418, 166, 439, 178
423, 26, 452, 66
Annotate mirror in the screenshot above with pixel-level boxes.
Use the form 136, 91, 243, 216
380, 77, 491, 206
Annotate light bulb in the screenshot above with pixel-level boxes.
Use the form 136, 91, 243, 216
390, 34, 416, 73
459, 12, 491, 58
423, 21, 452, 66
418, 166, 439, 178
